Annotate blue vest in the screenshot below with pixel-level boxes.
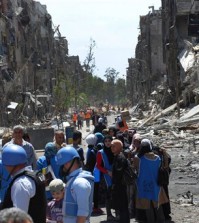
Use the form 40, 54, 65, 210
86, 147, 100, 183
0, 161, 11, 203
63, 169, 94, 218
99, 149, 112, 187
137, 155, 161, 202
36, 155, 60, 199
93, 166, 100, 183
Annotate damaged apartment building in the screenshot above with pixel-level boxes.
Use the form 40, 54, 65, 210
127, 0, 199, 110
127, 6, 166, 108
0, 0, 82, 126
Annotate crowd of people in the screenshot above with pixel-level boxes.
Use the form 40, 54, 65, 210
71, 109, 108, 130
0, 113, 172, 223
84, 122, 171, 223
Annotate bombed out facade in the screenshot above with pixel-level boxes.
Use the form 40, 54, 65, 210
127, 0, 199, 109
0, 0, 82, 126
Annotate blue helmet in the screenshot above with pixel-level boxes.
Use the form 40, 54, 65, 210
2, 144, 27, 166
95, 132, 104, 144
55, 146, 80, 166
45, 142, 55, 151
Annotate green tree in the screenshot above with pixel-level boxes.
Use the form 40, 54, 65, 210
115, 78, 127, 105
53, 73, 73, 113
104, 67, 119, 104
104, 67, 119, 83
77, 93, 89, 109
90, 76, 106, 105
83, 38, 96, 75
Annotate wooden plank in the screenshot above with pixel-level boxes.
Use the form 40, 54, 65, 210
153, 100, 183, 121
177, 115, 199, 126
180, 104, 199, 120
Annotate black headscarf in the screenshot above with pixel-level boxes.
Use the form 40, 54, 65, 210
103, 135, 114, 164
108, 126, 118, 137
138, 139, 153, 158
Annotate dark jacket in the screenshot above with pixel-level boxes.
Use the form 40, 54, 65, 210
1, 171, 46, 223
111, 153, 129, 210
94, 123, 107, 134
84, 146, 97, 173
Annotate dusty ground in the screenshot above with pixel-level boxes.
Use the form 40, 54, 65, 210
165, 141, 199, 223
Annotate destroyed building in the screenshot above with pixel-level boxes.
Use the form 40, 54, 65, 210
127, 0, 199, 110
0, 0, 83, 126
127, 6, 166, 107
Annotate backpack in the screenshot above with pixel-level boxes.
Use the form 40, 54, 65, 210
122, 160, 137, 185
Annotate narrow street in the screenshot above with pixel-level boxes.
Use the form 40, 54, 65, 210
78, 117, 140, 223
1, 0, 199, 222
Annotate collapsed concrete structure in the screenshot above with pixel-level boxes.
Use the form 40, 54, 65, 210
127, 0, 199, 112
0, 0, 83, 126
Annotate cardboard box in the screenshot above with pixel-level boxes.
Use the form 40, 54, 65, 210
121, 110, 130, 119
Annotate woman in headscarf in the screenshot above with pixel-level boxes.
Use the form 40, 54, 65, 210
129, 133, 142, 155
127, 129, 136, 145
124, 132, 142, 219
153, 145, 172, 221
134, 139, 168, 223
84, 134, 104, 215
108, 126, 118, 138
96, 135, 116, 221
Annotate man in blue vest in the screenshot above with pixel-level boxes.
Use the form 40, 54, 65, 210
56, 146, 94, 223
36, 130, 66, 199
0, 144, 46, 223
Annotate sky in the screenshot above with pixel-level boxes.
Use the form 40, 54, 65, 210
38, 0, 161, 79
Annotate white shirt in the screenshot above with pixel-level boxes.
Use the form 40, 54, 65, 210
11, 167, 36, 212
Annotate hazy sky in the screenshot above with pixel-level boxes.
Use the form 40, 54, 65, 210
39, 0, 161, 79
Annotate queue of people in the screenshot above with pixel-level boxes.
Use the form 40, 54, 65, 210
0, 120, 172, 223
83, 125, 172, 223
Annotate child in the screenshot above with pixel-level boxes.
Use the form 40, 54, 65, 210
46, 179, 65, 223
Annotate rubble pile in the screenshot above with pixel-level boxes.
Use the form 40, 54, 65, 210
129, 102, 199, 147
128, 102, 199, 222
